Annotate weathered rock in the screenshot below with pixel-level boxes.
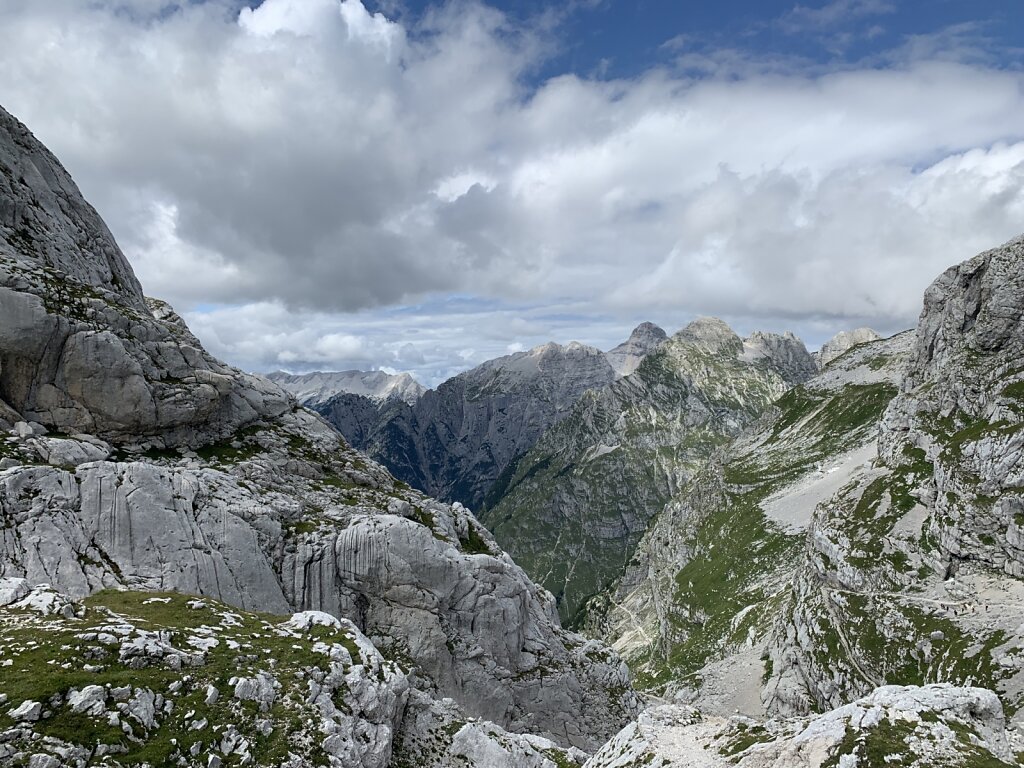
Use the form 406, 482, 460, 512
584, 685, 1016, 767
0, 103, 639, 754
267, 369, 425, 408
605, 321, 668, 377
0, 576, 28, 605
0, 106, 292, 447
815, 327, 882, 368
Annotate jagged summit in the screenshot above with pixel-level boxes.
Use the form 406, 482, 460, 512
742, 329, 819, 386
676, 315, 741, 348
606, 321, 668, 376
816, 326, 882, 367
267, 369, 425, 407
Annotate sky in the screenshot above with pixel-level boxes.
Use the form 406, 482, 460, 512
0, 0, 1023, 387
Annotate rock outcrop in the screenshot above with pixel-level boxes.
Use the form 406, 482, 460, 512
605, 321, 668, 376
815, 327, 882, 368
584, 684, 1018, 767
0, 587, 410, 768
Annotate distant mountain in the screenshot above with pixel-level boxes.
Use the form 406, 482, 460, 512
479, 317, 819, 624
815, 326, 882, 367
310, 326, 674, 510
266, 369, 425, 407
605, 321, 668, 376
315, 339, 621, 509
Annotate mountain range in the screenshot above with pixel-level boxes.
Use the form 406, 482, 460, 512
0, 103, 1021, 767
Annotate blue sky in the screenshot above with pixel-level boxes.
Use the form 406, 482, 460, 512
375, 0, 1024, 78
1, 0, 1023, 385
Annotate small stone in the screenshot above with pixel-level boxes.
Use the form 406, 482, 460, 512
9, 700, 42, 721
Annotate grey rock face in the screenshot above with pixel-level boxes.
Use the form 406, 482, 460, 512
317, 340, 619, 510
266, 369, 425, 408
0, 413, 638, 749
742, 330, 820, 385
605, 321, 668, 377
815, 327, 882, 368
0, 107, 144, 306
0, 107, 292, 447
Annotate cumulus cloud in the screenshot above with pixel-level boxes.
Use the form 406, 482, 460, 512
0, 0, 1022, 381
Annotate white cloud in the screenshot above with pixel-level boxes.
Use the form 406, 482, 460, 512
0, 1, 1022, 380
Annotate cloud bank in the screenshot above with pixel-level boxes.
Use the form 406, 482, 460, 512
0, 0, 1022, 384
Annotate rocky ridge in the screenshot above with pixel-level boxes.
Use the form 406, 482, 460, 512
766, 236, 1024, 727
267, 370, 425, 408
314, 339, 621, 510
587, 329, 913, 702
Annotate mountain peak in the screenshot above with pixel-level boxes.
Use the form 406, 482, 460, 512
627, 321, 668, 343
606, 321, 668, 376
817, 327, 882, 367
741, 330, 817, 385
676, 316, 740, 350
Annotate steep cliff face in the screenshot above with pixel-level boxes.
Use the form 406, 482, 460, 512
0, 105, 638, 762
0, 107, 291, 448
765, 238, 1024, 727
314, 340, 620, 510
480, 318, 817, 625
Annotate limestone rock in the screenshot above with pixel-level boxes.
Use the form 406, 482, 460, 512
0, 576, 29, 605
584, 685, 1016, 767
605, 321, 668, 376
0, 103, 639, 755
266, 369, 425, 408
815, 327, 882, 368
